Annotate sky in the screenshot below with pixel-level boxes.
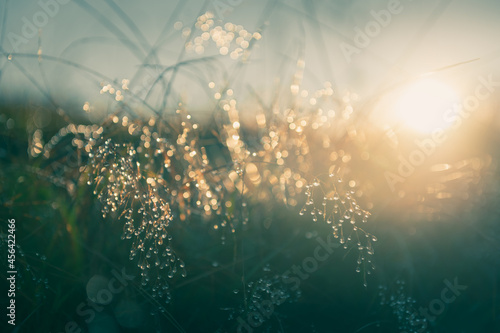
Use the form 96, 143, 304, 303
0, 0, 499, 116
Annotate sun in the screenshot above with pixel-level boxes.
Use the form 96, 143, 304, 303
390, 78, 460, 133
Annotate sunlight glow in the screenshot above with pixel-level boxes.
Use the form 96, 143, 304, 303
391, 78, 460, 133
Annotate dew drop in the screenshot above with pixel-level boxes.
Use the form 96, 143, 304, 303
312, 178, 320, 186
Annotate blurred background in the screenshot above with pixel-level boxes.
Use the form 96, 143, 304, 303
1, 0, 499, 332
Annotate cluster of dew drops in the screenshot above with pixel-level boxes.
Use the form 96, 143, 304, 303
86, 135, 188, 301
378, 280, 429, 333
223, 265, 302, 331
300, 171, 377, 282
82, 104, 256, 301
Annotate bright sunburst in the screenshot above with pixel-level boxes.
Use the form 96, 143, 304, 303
391, 78, 460, 133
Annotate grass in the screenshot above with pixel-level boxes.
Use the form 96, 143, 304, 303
1, 1, 499, 332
